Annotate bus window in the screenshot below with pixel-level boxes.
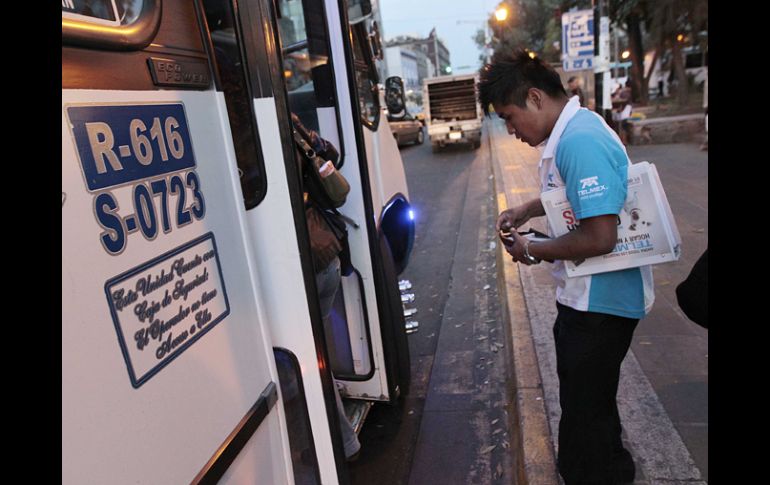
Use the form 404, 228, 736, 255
350, 22, 380, 130
274, 348, 322, 485
62, 0, 160, 50
202, 0, 268, 209
276, 0, 344, 165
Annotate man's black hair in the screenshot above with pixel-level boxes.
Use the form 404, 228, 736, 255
477, 48, 568, 116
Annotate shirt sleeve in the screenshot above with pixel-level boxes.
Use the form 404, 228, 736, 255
555, 131, 628, 221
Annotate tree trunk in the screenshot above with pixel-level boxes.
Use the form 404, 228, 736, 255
671, 38, 689, 106
626, 13, 648, 105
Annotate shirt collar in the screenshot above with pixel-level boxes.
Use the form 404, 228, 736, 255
540, 96, 582, 160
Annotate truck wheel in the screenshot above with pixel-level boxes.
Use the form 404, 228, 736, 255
416, 130, 424, 145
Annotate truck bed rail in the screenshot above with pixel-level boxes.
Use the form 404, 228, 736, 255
426, 78, 477, 122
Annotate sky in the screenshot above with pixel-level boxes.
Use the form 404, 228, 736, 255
378, 0, 499, 75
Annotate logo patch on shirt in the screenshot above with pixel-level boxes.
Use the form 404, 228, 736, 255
580, 176, 599, 189
578, 176, 608, 198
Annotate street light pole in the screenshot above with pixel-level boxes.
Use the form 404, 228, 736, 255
434, 34, 440, 74
593, 0, 612, 124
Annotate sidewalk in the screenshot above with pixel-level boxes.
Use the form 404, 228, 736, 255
488, 117, 708, 485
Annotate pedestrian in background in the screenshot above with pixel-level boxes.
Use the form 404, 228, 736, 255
611, 80, 634, 145
614, 101, 633, 146
478, 49, 654, 485
567, 76, 585, 106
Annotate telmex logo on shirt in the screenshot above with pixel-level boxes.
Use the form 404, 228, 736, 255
580, 176, 599, 189
578, 176, 608, 198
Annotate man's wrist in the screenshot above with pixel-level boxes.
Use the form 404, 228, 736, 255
523, 241, 540, 264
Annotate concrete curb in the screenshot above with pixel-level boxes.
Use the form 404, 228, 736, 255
629, 114, 704, 145
488, 126, 560, 485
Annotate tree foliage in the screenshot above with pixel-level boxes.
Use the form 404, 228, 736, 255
475, 0, 708, 107
474, 0, 563, 64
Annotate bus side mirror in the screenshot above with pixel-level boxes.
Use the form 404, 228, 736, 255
369, 21, 383, 60
385, 76, 406, 118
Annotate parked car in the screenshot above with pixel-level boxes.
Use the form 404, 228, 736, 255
388, 113, 424, 146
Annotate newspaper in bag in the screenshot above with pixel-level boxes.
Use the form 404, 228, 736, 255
540, 161, 681, 277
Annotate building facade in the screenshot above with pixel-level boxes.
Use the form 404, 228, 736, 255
425, 28, 451, 76
383, 29, 451, 110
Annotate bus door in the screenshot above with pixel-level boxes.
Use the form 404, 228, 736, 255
330, 0, 415, 404
263, 0, 415, 407
201, 0, 355, 480
62, 1, 295, 483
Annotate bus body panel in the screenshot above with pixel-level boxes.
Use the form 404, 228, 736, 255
63, 0, 416, 482
62, 88, 292, 484
246, 96, 341, 483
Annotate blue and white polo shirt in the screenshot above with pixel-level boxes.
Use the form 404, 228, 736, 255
538, 96, 654, 320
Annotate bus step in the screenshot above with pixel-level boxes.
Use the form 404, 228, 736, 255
403, 307, 417, 318
399, 280, 412, 291
401, 293, 415, 304
405, 321, 419, 334
343, 399, 373, 436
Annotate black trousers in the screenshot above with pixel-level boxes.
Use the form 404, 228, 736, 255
554, 303, 639, 485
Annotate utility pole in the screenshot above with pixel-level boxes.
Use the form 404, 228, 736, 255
593, 0, 612, 125
434, 34, 440, 74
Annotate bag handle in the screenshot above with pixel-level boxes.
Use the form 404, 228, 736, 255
293, 129, 337, 208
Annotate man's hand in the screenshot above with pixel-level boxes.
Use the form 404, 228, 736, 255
496, 199, 545, 233
511, 214, 618, 264
500, 230, 540, 265
496, 206, 530, 233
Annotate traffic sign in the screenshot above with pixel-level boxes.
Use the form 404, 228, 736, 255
561, 10, 594, 72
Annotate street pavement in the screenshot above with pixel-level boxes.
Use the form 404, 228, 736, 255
488, 117, 708, 485
349, 131, 514, 484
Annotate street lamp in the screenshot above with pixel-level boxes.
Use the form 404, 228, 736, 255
495, 6, 508, 22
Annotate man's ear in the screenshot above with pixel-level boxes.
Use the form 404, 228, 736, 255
527, 88, 544, 110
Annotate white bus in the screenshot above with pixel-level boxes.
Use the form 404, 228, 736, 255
62, 0, 416, 483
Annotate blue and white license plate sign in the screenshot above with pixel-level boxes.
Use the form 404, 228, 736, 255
65, 103, 206, 255
66, 103, 196, 191
64, 102, 223, 388
562, 10, 594, 72
105, 233, 230, 388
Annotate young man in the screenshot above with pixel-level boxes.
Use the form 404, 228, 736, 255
478, 49, 654, 484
